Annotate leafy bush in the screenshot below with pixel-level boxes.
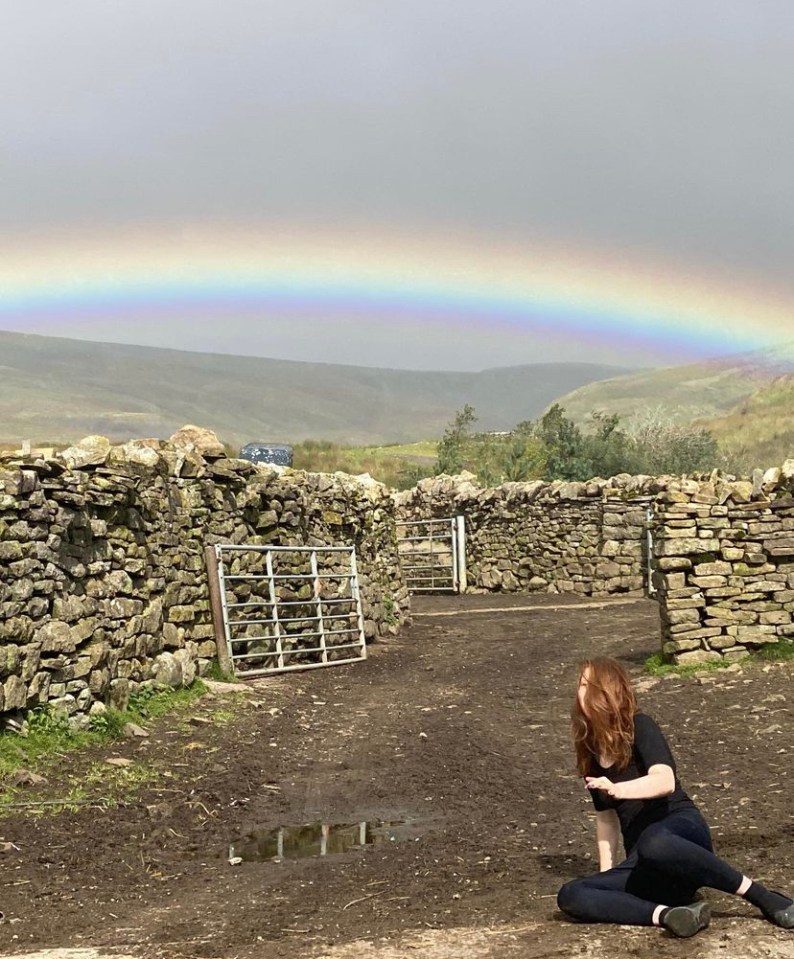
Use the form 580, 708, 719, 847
28, 706, 71, 737
433, 404, 720, 484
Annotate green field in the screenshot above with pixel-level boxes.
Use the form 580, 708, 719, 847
350, 440, 438, 462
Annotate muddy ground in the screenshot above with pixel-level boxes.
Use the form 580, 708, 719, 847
1, 595, 793, 959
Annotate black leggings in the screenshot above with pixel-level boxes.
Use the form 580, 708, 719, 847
557, 809, 744, 926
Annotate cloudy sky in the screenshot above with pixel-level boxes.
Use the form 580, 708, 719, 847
1, 1, 793, 370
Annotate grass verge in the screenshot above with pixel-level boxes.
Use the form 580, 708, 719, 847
0, 680, 208, 816
645, 638, 794, 677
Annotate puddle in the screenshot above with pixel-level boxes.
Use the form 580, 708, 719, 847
228, 819, 418, 862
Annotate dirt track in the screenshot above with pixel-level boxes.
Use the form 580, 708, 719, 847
1, 595, 793, 959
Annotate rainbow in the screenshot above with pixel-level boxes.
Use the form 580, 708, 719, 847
1, 223, 792, 360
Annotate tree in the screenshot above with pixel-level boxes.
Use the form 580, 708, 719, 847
436, 404, 478, 475
498, 434, 548, 482
582, 411, 639, 478
535, 404, 590, 480
435, 405, 547, 483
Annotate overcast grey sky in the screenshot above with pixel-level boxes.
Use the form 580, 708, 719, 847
1, 1, 793, 369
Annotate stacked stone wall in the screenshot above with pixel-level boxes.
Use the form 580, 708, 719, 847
0, 431, 408, 723
394, 473, 656, 595
7, 432, 793, 715
652, 465, 794, 664
397, 466, 794, 660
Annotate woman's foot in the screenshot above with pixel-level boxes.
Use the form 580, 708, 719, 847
661, 901, 711, 938
763, 897, 794, 930
743, 881, 794, 928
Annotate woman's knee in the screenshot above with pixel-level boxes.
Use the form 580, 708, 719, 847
635, 828, 674, 866
557, 878, 588, 917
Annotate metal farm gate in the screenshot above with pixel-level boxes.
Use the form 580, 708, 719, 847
395, 515, 467, 593
646, 507, 657, 596
205, 544, 367, 678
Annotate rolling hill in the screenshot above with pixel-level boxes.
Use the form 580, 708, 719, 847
0, 330, 632, 448
700, 374, 794, 470
549, 344, 794, 429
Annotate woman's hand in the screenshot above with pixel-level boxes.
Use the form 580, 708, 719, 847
585, 776, 626, 800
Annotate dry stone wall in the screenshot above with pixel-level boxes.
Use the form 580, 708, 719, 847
652, 464, 794, 664
6, 430, 792, 721
0, 429, 408, 725
397, 467, 794, 662
394, 473, 656, 595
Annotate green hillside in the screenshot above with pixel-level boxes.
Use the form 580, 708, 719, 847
0, 330, 630, 447
702, 375, 794, 472
551, 345, 794, 429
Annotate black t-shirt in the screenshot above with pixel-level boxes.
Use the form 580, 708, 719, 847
590, 712, 696, 854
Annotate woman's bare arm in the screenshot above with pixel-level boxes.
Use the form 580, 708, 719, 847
585, 763, 675, 802
595, 809, 620, 871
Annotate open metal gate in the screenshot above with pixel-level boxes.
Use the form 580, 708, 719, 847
395, 515, 466, 593
205, 544, 367, 678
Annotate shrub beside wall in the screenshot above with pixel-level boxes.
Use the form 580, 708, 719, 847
0, 430, 408, 723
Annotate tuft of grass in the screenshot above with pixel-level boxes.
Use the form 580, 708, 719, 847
382, 593, 399, 627
126, 681, 208, 720
86, 708, 130, 737
643, 652, 671, 676
0, 707, 87, 779
204, 659, 240, 684
644, 653, 743, 678
211, 708, 237, 726
755, 637, 794, 662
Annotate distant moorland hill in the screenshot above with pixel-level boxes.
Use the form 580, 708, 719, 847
0, 330, 632, 448
552, 345, 794, 427
701, 374, 794, 471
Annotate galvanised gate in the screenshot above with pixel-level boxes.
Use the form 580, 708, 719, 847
395, 515, 467, 593
206, 544, 367, 677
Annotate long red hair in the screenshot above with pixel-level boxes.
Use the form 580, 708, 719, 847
572, 657, 636, 776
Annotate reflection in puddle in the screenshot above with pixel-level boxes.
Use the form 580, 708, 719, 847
229, 819, 415, 862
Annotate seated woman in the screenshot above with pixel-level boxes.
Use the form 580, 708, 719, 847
557, 657, 794, 938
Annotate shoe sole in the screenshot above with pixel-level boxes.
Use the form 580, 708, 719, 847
664, 901, 711, 938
